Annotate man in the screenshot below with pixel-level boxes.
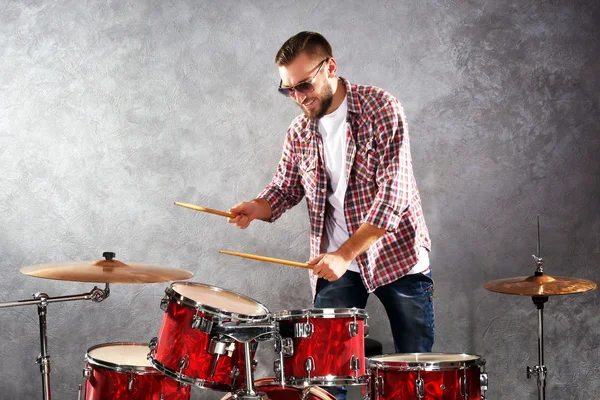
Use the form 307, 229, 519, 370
229, 31, 433, 400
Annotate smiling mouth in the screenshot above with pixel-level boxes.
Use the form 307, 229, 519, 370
303, 99, 316, 108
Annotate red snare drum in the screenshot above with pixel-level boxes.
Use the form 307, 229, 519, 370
149, 282, 270, 391
220, 377, 337, 399
82, 342, 190, 400
274, 308, 368, 386
367, 353, 488, 400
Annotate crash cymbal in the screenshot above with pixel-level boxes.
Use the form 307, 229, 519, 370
484, 274, 597, 296
20, 252, 194, 284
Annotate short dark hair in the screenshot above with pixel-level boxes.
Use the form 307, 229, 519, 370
275, 31, 333, 66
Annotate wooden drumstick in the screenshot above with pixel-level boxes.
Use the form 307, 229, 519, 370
174, 202, 236, 218
219, 250, 313, 270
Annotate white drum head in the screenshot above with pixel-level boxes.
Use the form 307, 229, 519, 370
374, 353, 480, 363
172, 282, 269, 317
87, 342, 153, 372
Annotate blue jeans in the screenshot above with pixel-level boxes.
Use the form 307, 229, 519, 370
314, 270, 435, 400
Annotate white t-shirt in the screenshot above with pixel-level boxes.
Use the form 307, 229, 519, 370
317, 96, 429, 275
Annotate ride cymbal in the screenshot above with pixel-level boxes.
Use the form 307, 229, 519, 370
20, 252, 194, 284
484, 274, 597, 296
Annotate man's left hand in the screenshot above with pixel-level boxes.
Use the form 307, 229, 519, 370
308, 251, 351, 281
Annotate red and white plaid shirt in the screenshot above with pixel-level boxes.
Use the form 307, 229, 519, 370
259, 78, 431, 294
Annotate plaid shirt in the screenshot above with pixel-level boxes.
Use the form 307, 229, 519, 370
258, 78, 431, 294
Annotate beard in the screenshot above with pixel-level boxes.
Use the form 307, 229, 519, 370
300, 81, 334, 121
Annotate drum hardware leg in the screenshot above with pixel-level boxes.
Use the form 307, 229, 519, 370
415, 369, 424, 399
0, 284, 111, 400
526, 295, 548, 400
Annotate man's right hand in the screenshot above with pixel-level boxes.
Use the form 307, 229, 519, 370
228, 199, 272, 229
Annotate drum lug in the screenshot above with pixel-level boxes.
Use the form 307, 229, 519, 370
364, 321, 370, 338
480, 371, 489, 400
460, 369, 469, 398
350, 355, 360, 374
160, 296, 169, 312
348, 321, 359, 337
127, 372, 136, 392
305, 356, 315, 378
375, 374, 384, 398
82, 366, 91, 380
191, 313, 214, 333
273, 359, 281, 375
294, 322, 313, 338
149, 337, 158, 351
415, 369, 424, 399
179, 354, 190, 374
277, 337, 294, 357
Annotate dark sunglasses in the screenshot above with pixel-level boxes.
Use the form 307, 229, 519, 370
278, 58, 328, 97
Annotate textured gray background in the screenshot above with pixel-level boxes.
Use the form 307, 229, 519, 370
1, 0, 599, 399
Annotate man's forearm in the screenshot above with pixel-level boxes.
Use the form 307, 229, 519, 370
336, 223, 386, 262
252, 198, 273, 221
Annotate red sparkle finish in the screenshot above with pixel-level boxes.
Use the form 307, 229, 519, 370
84, 363, 190, 400
152, 296, 254, 391
367, 355, 484, 399
220, 377, 337, 399
276, 310, 367, 385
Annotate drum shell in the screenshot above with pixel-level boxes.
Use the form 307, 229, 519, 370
84, 343, 190, 400
275, 308, 368, 386
367, 353, 484, 400
151, 282, 268, 391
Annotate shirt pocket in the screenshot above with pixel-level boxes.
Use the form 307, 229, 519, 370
298, 156, 318, 199
353, 138, 378, 184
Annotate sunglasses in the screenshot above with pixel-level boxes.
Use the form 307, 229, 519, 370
278, 58, 328, 97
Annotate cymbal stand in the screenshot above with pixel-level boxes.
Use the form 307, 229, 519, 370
214, 322, 276, 400
0, 284, 111, 400
526, 216, 547, 400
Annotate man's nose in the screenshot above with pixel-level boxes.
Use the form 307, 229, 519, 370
292, 90, 307, 104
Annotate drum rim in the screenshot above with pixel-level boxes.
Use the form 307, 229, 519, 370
367, 352, 485, 371
86, 342, 157, 374
149, 353, 233, 391
274, 307, 368, 320
168, 281, 270, 321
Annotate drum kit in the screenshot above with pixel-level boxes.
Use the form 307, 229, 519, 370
0, 212, 596, 400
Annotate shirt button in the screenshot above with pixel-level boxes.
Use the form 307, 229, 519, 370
321, 189, 326, 193
319, 212, 324, 217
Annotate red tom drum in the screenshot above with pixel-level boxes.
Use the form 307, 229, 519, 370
149, 282, 270, 391
82, 342, 190, 400
366, 353, 488, 400
274, 308, 368, 387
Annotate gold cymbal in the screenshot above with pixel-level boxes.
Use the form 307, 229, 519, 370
484, 274, 597, 296
20, 252, 194, 284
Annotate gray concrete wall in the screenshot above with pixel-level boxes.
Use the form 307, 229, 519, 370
1, 0, 598, 399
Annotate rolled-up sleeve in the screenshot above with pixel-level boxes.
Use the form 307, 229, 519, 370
258, 129, 304, 222
361, 99, 412, 232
